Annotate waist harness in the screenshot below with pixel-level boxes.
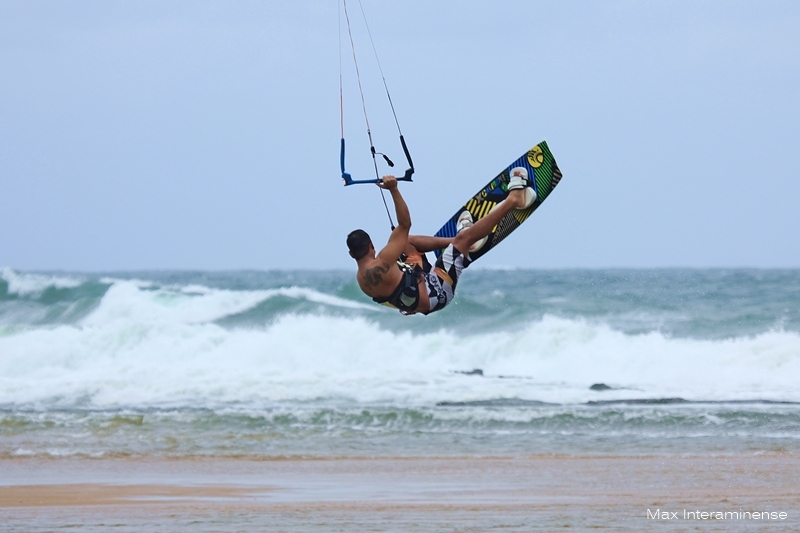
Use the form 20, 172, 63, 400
372, 254, 426, 313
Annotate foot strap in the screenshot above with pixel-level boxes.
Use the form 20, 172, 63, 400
508, 167, 529, 190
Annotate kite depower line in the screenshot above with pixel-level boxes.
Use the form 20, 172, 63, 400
338, 0, 414, 226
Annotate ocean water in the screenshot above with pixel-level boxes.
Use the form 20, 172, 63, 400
1, 267, 800, 458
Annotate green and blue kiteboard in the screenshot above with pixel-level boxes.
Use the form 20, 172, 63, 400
433, 141, 562, 261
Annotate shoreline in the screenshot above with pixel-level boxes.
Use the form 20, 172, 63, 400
3, 453, 798, 531
3, 453, 798, 505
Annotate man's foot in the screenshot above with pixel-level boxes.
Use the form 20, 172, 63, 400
456, 211, 473, 233
507, 167, 536, 209
456, 211, 488, 253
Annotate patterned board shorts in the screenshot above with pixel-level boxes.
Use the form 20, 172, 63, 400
424, 244, 472, 314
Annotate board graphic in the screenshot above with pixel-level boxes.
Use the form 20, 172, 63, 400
433, 141, 562, 261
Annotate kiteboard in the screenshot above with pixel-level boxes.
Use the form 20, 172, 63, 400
433, 141, 562, 262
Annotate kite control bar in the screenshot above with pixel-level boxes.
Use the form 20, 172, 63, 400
341, 135, 415, 186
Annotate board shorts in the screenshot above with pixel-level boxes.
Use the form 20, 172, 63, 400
423, 244, 472, 314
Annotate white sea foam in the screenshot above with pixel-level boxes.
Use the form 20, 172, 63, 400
1, 308, 799, 408
80, 281, 375, 326
0, 268, 84, 296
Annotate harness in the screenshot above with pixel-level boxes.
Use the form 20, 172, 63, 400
372, 253, 429, 314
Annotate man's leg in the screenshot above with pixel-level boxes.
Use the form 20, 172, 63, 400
452, 189, 526, 254
408, 235, 453, 253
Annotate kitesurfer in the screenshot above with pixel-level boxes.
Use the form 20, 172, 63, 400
347, 171, 536, 315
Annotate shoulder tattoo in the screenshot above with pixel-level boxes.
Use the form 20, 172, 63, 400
364, 263, 391, 289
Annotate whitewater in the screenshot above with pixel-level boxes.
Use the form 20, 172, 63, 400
2, 267, 800, 457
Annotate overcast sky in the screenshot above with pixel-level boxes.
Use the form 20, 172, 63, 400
1, 1, 798, 270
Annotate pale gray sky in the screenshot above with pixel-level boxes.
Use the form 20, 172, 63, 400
2, 1, 798, 270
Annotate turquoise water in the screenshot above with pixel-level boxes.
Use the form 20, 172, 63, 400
2, 267, 800, 457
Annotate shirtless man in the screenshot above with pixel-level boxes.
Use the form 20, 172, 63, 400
347, 170, 536, 315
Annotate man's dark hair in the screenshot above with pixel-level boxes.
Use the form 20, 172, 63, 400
347, 229, 372, 260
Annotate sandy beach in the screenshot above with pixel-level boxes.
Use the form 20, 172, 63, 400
2, 453, 798, 531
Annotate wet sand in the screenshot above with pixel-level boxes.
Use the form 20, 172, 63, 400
2, 454, 798, 531
0, 483, 271, 507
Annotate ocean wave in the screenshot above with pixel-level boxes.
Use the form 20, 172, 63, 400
3, 404, 799, 457
78, 281, 375, 326
0, 272, 376, 327
0, 268, 85, 297
4, 269, 800, 337
1, 312, 799, 409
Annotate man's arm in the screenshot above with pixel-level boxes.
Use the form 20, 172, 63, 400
376, 175, 411, 263
409, 235, 452, 253
387, 180, 411, 230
